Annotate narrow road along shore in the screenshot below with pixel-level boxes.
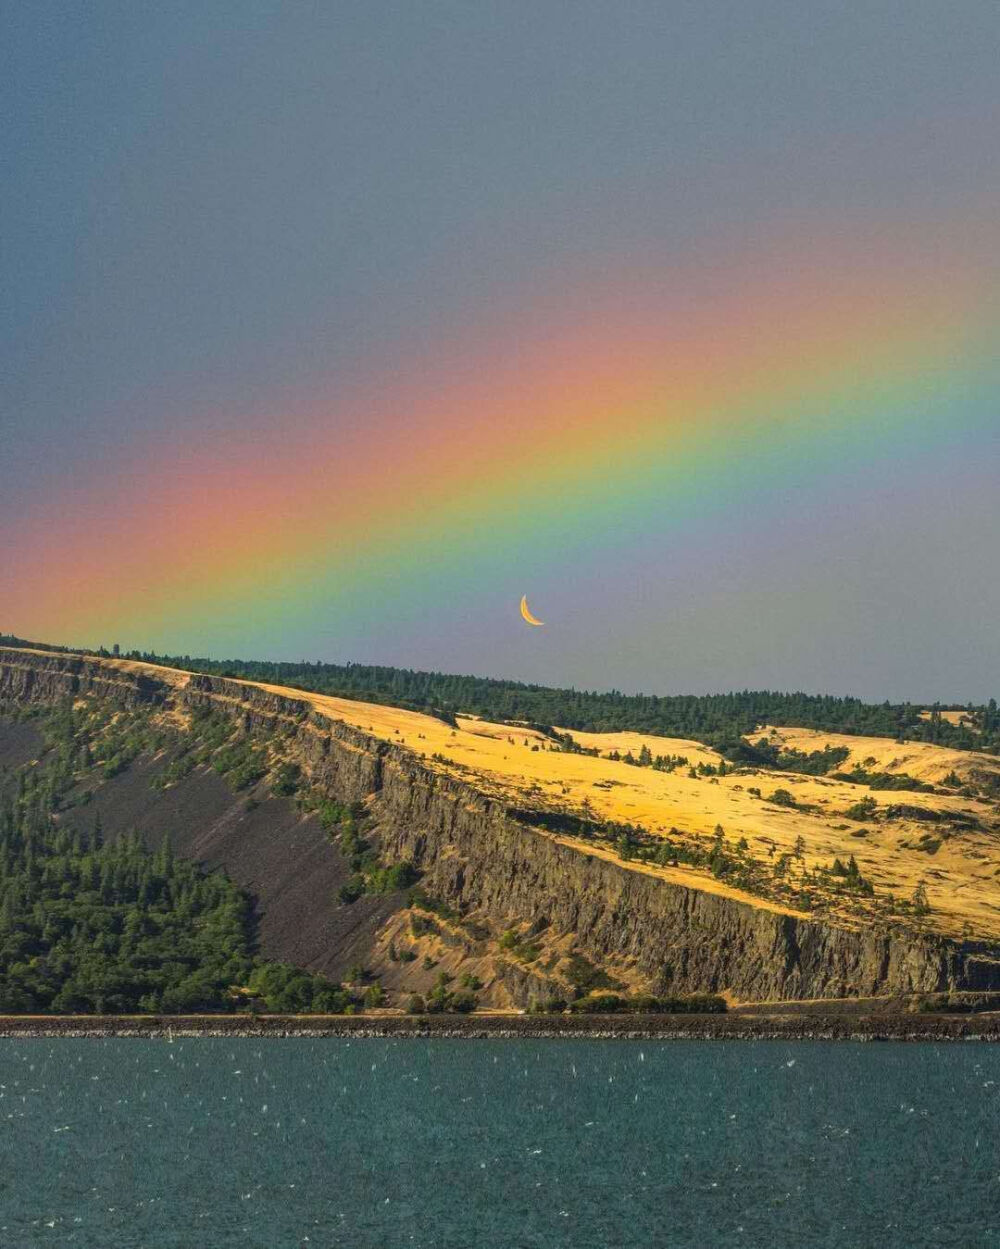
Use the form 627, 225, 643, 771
3, 1012, 1000, 1040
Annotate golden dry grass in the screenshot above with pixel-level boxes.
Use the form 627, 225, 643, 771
919, 708, 979, 731
247, 684, 1000, 940
9, 650, 998, 941
760, 725, 999, 786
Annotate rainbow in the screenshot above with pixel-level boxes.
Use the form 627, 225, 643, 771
4, 235, 996, 662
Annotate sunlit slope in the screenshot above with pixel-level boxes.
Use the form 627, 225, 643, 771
12, 649, 996, 943
762, 725, 996, 786
234, 681, 999, 942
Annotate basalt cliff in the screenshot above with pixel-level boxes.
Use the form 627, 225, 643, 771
2, 645, 999, 1006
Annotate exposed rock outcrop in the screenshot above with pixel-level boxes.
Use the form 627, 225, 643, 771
4, 646, 999, 1002
0, 648, 166, 708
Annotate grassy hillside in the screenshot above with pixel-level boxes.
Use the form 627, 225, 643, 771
4, 634, 997, 752
233, 679, 999, 943
4, 643, 1000, 1010
14, 644, 995, 944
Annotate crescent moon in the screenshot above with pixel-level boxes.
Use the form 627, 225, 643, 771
520, 595, 545, 627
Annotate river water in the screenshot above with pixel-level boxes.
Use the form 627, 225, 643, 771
1, 1038, 998, 1247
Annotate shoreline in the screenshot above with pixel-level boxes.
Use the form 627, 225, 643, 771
3, 1011, 1000, 1041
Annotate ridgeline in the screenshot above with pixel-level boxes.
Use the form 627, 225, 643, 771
3, 635, 997, 753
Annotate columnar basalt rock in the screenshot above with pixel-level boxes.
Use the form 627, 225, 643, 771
0, 648, 166, 708
3, 646, 999, 1002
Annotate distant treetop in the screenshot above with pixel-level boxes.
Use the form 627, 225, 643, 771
6, 635, 990, 755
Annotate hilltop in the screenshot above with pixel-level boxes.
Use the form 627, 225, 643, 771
1, 643, 999, 1013
4, 634, 996, 752
216, 675, 1000, 943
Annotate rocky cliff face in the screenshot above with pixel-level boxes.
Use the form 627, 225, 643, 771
0, 648, 166, 708
365, 752, 1000, 999
4, 647, 999, 1001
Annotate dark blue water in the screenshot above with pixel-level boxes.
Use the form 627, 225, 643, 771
1, 1039, 998, 1247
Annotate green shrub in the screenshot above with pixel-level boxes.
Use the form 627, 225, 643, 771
566, 991, 727, 1014
535, 996, 567, 1014
568, 993, 625, 1013
317, 799, 355, 831
775, 745, 850, 775
563, 953, 618, 996
410, 912, 439, 937
270, 761, 301, 797
406, 887, 459, 921
845, 796, 878, 821
626, 993, 662, 1013
366, 861, 419, 894
498, 929, 541, 962
338, 875, 366, 904
363, 982, 386, 1008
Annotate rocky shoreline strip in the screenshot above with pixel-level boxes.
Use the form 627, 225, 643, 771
3, 1012, 1000, 1041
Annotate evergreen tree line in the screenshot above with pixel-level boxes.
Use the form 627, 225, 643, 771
0, 749, 353, 1015
136, 649, 1000, 754
4, 635, 998, 754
